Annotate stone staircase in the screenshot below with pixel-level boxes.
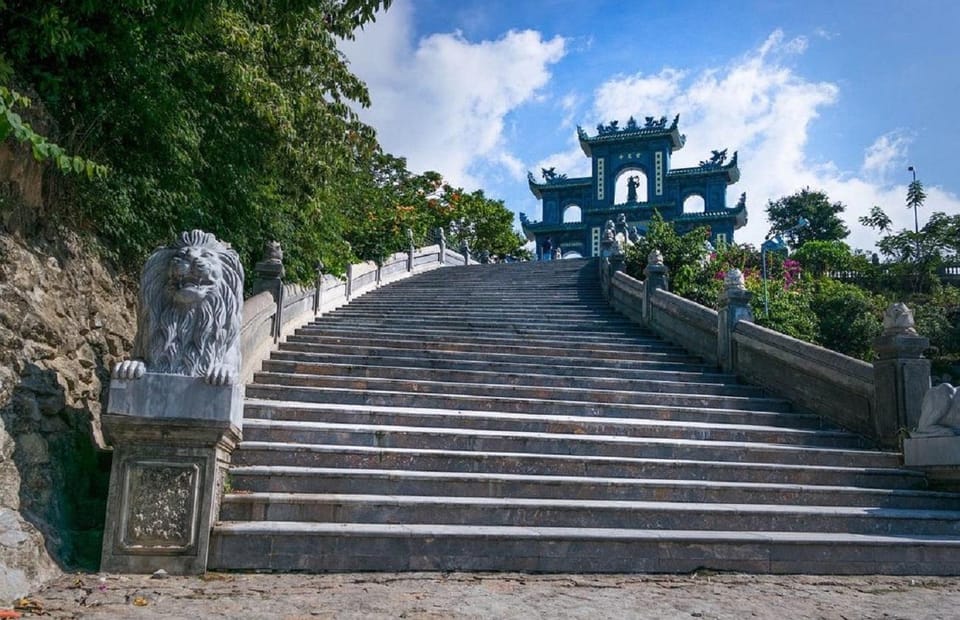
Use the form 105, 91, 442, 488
208, 259, 960, 574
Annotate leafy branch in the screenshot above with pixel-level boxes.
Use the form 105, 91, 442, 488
0, 85, 107, 179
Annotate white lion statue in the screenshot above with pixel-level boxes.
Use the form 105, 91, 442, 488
113, 230, 244, 385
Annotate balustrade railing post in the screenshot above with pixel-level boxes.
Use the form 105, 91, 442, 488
345, 263, 354, 300
435, 227, 446, 264
642, 249, 668, 324
872, 302, 930, 446
406, 228, 415, 272
717, 268, 753, 373
252, 241, 285, 342
313, 260, 324, 315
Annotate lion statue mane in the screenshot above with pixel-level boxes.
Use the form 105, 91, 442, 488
113, 230, 244, 385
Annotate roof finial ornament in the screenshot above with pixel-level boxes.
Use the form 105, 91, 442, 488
700, 149, 728, 168
541, 167, 567, 182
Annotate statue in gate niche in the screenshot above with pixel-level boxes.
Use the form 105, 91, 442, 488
626, 175, 640, 203
113, 230, 244, 386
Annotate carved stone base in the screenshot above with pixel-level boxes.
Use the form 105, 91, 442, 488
102, 374, 243, 573
100, 415, 239, 574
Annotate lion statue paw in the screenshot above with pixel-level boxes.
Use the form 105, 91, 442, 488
205, 364, 237, 386
112, 359, 146, 380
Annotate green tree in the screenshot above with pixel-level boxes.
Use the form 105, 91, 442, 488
1, 0, 391, 281
765, 188, 849, 248
791, 240, 860, 278
624, 211, 711, 300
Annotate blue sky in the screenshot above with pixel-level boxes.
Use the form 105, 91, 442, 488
341, 0, 960, 252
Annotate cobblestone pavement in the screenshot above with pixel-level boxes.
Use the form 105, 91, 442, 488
7, 572, 960, 619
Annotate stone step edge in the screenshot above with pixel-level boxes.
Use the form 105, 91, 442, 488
278, 340, 721, 374
252, 372, 789, 410
240, 407, 855, 442
268, 352, 734, 383
212, 521, 960, 546
238, 419, 888, 459
227, 465, 945, 498
220, 492, 960, 520
290, 332, 683, 353
244, 387, 829, 423
279, 343, 712, 369
234, 443, 913, 476
261, 361, 760, 395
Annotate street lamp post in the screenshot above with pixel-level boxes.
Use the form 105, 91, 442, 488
760, 217, 809, 317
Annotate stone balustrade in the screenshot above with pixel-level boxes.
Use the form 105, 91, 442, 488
599, 254, 933, 450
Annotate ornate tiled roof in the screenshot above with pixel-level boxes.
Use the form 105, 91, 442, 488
578, 114, 685, 156
667, 151, 740, 184
527, 172, 591, 199
672, 201, 748, 229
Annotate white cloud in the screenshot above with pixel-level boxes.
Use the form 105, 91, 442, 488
536, 29, 960, 251
861, 131, 910, 181
339, 0, 565, 188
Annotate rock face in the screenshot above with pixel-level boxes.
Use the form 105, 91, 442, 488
0, 231, 136, 599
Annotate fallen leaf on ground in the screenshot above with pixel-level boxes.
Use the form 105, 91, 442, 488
133, 596, 148, 607
13, 598, 42, 613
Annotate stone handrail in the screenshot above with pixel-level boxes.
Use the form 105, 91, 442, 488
240, 242, 469, 384
649, 289, 719, 366
600, 258, 928, 448
731, 320, 876, 438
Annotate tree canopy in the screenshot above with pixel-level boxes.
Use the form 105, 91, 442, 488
765, 187, 849, 248
0, 0, 525, 283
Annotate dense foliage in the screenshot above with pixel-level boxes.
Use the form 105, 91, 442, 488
624, 196, 958, 379
0, 1, 525, 283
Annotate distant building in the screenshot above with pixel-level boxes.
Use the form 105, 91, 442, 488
521, 115, 747, 259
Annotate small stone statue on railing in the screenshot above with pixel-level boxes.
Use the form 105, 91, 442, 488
434, 227, 446, 262
599, 220, 620, 258
643, 249, 669, 292
252, 240, 285, 298
112, 230, 244, 386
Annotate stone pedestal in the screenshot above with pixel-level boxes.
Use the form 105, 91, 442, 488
101, 374, 242, 574
904, 435, 960, 486
608, 253, 625, 276
873, 331, 930, 447
717, 269, 753, 373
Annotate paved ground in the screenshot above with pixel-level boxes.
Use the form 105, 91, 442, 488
7, 572, 960, 619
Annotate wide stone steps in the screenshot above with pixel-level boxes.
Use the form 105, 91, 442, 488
250, 371, 792, 413
284, 333, 707, 363
229, 444, 923, 489
267, 350, 734, 384
208, 523, 960, 574
245, 383, 815, 428
218, 493, 960, 537
277, 341, 719, 373
226, 466, 960, 509
296, 324, 664, 347
246, 393, 825, 429
241, 401, 858, 448
293, 326, 674, 350
211, 258, 960, 574
235, 420, 890, 468
259, 359, 771, 398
